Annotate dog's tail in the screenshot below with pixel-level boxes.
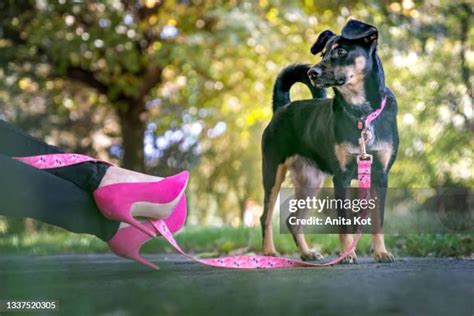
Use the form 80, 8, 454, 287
272, 64, 326, 113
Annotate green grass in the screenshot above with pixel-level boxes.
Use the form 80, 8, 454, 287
0, 225, 472, 258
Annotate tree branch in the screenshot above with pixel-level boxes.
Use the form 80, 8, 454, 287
137, 65, 163, 100
120, 0, 164, 21
65, 67, 109, 95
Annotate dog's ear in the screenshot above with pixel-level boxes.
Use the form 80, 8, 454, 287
310, 30, 335, 55
341, 19, 378, 45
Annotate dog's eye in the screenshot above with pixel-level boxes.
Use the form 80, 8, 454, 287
332, 48, 347, 58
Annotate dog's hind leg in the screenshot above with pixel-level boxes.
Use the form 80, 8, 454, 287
287, 156, 326, 261
261, 159, 287, 256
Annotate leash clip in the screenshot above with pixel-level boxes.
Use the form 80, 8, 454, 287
358, 131, 372, 162
361, 128, 372, 142
357, 153, 373, 163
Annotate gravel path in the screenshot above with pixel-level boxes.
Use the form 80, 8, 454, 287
0, 254, 472, 316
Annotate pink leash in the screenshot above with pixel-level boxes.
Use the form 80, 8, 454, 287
14, 153, 113, 169
12, 153, 361, 268
13, 98, 386, 269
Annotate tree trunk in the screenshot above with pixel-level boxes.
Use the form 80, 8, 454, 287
458, 3, 473, 131
459, 3, 472, 99
239, 197, 246, 222
117, 99, 147, 172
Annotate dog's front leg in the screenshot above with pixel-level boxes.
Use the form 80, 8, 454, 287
371, 172, 395, 263
333, 173, 357, 264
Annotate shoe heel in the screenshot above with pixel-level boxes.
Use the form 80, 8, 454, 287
108, 223, 160, 270
130, 254, 160, 270
126, 215, 157, 237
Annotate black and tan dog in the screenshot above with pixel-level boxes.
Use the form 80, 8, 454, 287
261, 20, 399, 263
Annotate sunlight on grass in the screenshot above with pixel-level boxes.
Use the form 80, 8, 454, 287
1, 225, 472, 258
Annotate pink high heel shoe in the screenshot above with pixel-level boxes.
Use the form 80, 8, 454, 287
108, 196, 187, 270
94, 171, 189, 237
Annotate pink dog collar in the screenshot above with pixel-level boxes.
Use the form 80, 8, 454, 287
357, 96, 387, 130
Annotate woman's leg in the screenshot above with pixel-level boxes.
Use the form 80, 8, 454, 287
0, 154, 119, 241
0, 119, 164, 189
0, 120, 172, 239
0, 119, 64, 156
0, 119, 109, 192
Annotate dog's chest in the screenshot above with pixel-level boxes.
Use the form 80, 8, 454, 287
340, 140, 387, 155
334, 138, 393, 172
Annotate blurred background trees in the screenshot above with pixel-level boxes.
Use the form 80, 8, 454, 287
0, 0, 472, 234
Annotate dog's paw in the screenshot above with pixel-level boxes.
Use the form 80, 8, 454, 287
373, 251, 395, 263
300, 250, 324, 262
339, 253, 358, 264
263, 250, 280, 257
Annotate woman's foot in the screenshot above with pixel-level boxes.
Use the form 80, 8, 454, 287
94, 169, 189, 237
99, 166, 163, 188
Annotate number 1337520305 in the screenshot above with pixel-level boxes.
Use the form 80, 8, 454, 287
0, 300, 58, 312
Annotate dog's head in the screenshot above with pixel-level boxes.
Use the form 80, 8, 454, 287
307, 20, 379, 90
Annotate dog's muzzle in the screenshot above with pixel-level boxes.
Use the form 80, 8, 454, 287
307, 67, 322, 80
308, 67, 346, 88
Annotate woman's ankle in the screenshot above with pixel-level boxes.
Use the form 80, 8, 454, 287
98, 166, 163, 188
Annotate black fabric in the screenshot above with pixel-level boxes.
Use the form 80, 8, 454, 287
0, 119, 119, 241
